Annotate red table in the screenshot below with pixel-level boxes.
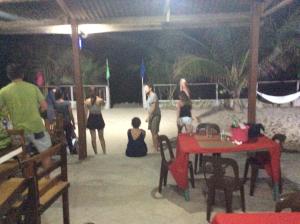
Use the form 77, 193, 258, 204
169, 134, 281, 200
211, 212, 300, 224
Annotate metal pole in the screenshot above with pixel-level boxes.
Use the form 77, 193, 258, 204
142, 78, 147, 108
105, 84, 110, 109
215, 83, 219, 106
71, 19, 87, 160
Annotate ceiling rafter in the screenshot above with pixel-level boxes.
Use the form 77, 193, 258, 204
0, 12, 251, 34
263, 0, 294, 17
0, 9, 25, 20
55, 0, 75, 19
0, 0, 40, 3
263, 0, 275, 11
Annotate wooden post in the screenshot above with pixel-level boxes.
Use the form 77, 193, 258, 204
248, 1, 262, 123
71, 19, 87, 160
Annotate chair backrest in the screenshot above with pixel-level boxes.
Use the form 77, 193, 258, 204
49, 114, 65, 145
196, 123, 220, 136
203, 155, 240, 185
275, 191, 300, 212
22, 143, 68, 210
7, 129, 25, 150
158, 135, 175, 163
272, 133, 286, 150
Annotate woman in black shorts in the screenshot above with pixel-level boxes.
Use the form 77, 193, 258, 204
84, 87, 106, 154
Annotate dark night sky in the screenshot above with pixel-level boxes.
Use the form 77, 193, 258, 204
0, 28, 298, 103
0, 33, 146, 104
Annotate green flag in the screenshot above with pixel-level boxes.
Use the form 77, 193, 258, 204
106, 58, 110, 80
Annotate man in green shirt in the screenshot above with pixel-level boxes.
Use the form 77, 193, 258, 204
0, 63, 52, 169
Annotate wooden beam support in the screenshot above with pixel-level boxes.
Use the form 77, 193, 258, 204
263, 0, 294, 17
0, 19, 66, 28
263, 0, 275, 11
248, 1, 263, 123
0, 0, 40, 3
71, 19, 87, 160
56, 0, 75, 19
0, 10, 25, 20
0, 12, 251, 34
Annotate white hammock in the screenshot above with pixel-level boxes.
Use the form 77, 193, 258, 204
257, 91, 300, 104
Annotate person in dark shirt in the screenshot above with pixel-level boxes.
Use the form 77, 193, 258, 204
55, 88, 77, 154
177, 91, 193, 134
126, 117, 147, 157
45, 87, 56, 132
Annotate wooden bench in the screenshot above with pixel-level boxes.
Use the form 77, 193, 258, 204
19, 143, 70, 224
0, 177, 34, 223
0, 132, 34, 224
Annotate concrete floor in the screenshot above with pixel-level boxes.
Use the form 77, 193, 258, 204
42, 108, 300, 224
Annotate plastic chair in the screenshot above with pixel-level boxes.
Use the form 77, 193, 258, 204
194, 123, 220, 174
203, 156, 245, 221
243, 133, 286, 196
158, 135, 195, 193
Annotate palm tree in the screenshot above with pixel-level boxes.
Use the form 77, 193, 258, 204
173, 27, 250, 110
260, 6, 300, 78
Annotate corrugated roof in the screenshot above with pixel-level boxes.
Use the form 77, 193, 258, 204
0, 0, 281, 34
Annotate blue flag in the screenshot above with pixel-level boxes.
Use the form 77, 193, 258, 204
140, 59, 145, 80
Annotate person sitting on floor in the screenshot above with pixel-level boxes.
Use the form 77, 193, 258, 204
126, 117, 147, 157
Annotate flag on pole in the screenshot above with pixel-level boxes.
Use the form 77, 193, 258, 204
140, 59, 145, 80
140, 58, 147, 108
106, 58, 110, 80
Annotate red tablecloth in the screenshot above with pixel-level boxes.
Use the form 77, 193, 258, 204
169, 134, 280, 190
211, 212, 300, 224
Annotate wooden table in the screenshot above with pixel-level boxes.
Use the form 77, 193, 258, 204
169, 134, 281, 200
0, 144, 23, 164
0, 144, 23, 184
211, 212, 300, 224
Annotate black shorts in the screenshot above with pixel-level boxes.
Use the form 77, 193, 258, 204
87, 113, 105, 130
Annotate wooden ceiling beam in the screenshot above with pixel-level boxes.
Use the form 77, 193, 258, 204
82, 12, 250, 24
0, 9, 25, 20
263, 0, 275, 11
55, 0, 75, 19
0, 12, 251, 34
263, 0, 294, 17
0, 0, 40, 3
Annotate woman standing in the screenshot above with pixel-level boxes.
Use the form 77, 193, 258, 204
179, 78, 191, 99
85, 87, 106, 154
145, 83, 161, 151
177, 91, 193, 134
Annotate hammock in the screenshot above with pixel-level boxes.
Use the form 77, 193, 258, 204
257, 91, 300, 104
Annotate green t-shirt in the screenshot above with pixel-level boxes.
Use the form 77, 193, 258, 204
0, 81, 45, 134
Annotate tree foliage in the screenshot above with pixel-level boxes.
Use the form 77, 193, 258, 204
173, 27, 250, 101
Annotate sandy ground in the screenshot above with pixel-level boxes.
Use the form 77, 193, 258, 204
81, 108, 179, 155
41, 107, 300, 224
